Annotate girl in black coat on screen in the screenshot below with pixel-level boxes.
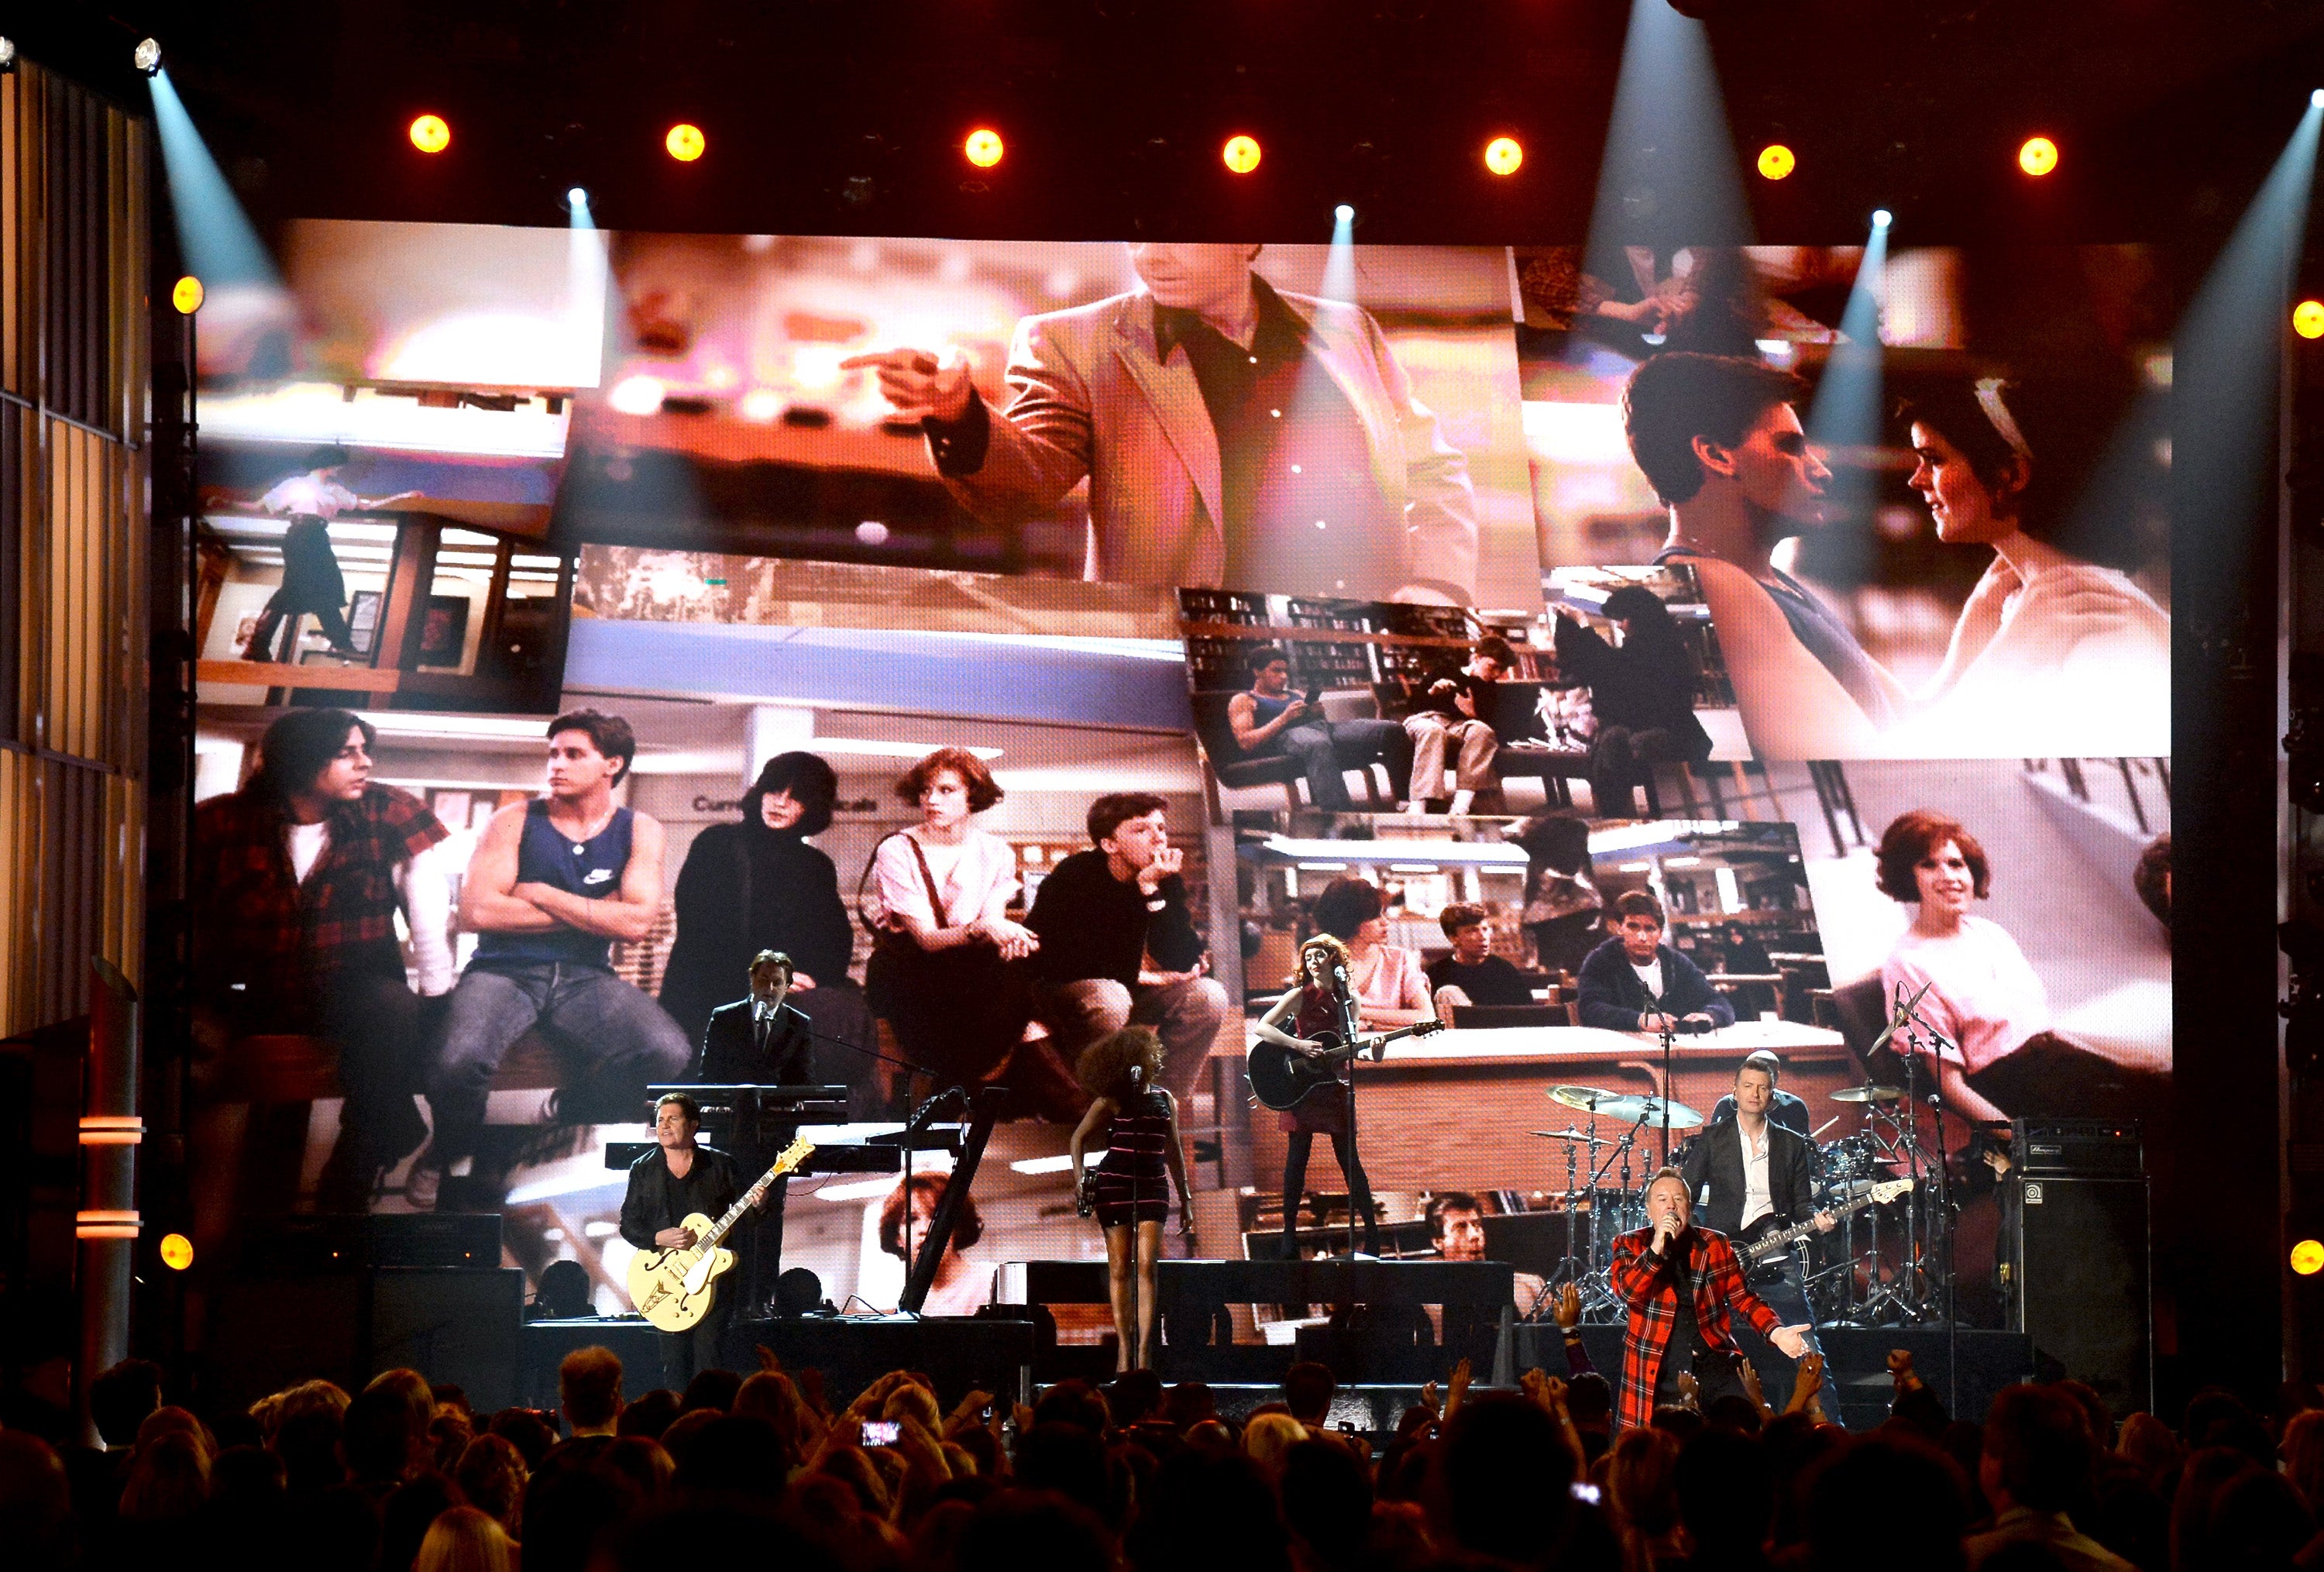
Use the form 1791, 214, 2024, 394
658, 752, 861, 1065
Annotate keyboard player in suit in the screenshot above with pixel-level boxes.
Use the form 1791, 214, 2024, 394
691, 950, 816, 1305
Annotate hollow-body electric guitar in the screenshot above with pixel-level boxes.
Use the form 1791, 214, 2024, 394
626, 1136, 815, 1333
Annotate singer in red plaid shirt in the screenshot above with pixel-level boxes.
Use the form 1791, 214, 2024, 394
1609, 1166, 1810, 1431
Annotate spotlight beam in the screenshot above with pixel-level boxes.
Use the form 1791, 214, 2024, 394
1585, 0, 1752, 267
146, 69, 280, 293
1794, 215, 1891, 587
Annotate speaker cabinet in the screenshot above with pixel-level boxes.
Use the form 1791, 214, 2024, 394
2005, 1175, 2152, 1415
208, 1268, 523, 1412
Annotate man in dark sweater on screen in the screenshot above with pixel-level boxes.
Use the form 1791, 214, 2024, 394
1026, 793, 1229, 1096
1425, 903, 1538, 1014
1576, 891, 1734, 1034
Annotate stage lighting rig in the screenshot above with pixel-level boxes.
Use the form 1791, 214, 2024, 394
133, 38, 162, 75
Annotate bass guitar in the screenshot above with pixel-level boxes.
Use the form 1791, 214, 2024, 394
1246, 1020, 1445, 1112
626, 1135, 816, 1333
1739, 1178, 1913, 1278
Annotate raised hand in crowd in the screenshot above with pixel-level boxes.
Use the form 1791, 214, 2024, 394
1445, 1356, 1475, 1419
1787, 1352, 1829, 1422
1554, 1280, 1583, 1332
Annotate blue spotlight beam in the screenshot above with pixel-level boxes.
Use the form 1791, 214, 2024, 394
2171, 97, 2322, 561
1585, 0, 1752, 271
146, 69, 279, 291
1798, 215, 1892, 575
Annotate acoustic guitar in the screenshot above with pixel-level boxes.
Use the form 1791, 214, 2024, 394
626, 1136, 816, 1333
1246, 1020, 1445, 1112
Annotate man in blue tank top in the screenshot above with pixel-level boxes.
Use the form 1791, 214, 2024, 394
411, 710, 693, 1209
1621, 353, 1913, 758
1226, 644, 1411, 811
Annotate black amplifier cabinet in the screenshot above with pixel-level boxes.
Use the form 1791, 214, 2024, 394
246, 1213, 503, 1273
2011, 1118, 2143, 1178
2002, 1172, 2153, 1415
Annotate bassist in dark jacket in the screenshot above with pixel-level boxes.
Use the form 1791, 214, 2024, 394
1679, 1057, 1833, 1354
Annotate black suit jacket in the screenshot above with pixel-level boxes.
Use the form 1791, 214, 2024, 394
1678, 1117, 1817, 1241
695, 999, 814, 1086
619, 1143, 742, 1250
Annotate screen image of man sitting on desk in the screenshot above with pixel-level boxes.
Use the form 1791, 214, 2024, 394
1576, 891, 1735, 1034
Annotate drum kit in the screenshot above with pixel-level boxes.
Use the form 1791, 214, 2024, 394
1528, 1072, 1956, 1327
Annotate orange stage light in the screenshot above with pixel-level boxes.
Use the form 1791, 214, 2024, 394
409, 114, 451, 154
2295, 1239, 2324, 1276
1483, 136, 1524, 177
665, 123, 706, 162
2018, 136, 2059, 177
1756, 143, 1796, 181
964, 128, 1005, 168
2295, 300, 2324, 340
1222, 134, 1262, 175
169, 277, 203, 316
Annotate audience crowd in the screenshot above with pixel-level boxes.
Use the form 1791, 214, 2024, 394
4, 1343, 2320, 1572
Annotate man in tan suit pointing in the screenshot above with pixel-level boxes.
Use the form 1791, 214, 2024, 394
843, 243, 1480, 604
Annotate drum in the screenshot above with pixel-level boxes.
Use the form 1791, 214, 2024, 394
1817, 1133, 1881, 1190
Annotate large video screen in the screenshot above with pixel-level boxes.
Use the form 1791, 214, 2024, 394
186, 224, 2171, 1355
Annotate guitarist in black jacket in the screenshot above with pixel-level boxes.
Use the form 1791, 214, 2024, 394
621, 1092, 751, 1389
1678, 1055, 1834, 1354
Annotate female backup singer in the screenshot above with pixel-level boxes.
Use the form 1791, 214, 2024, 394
1068, 1027, 1194, 1372
861, 747, 1040, 1092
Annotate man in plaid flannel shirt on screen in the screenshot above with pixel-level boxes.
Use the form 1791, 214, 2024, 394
1608, 1165, 1810, 1430
193, 707, 456, 1209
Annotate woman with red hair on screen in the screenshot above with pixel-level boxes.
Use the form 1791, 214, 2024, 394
878, 1171, 988, 1316
1874, 809, 2049, 1123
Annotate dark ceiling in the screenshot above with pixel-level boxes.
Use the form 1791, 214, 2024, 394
18, 1, 2324, 250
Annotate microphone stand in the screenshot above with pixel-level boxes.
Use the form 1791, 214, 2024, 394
1896, 984, 1960, 1416
1334, 965, 1364, 1261
1641, 982, 1677, 1164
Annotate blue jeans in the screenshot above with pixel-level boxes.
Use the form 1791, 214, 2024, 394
427, 962, 693, 1164
1267, 718, 1411, 810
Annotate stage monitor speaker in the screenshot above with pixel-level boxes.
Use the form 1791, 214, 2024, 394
2006, 1175, 2152, 1415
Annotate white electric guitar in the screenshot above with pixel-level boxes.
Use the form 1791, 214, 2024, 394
625, 1136, 815, 1333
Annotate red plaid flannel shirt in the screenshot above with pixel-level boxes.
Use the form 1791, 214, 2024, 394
1608, 1223, 1782, 1433
192, 782, 449, 1013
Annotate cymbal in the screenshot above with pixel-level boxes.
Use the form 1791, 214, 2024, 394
1530, 1129, 1599, 1142
1549, 1084, 1621, 1111
1830, 1084, 1903, 1104
1576, 1093, 1703, 1129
